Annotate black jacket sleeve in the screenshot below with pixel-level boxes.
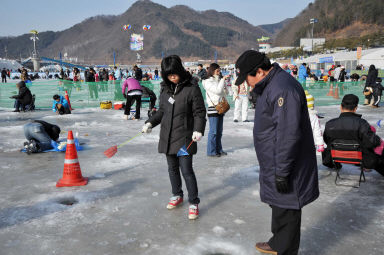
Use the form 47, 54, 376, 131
15, 87, 27, 99
359, 120, 381, 149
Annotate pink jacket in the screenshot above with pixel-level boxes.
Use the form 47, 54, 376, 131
122, 78, 142, 95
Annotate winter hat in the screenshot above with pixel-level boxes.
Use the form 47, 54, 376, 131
234, 50, 269, 85
305, 90, 314, 109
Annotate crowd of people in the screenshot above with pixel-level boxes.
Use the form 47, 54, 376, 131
13, 49, 384, 255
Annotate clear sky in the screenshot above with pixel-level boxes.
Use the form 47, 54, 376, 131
0, 0, 313, 37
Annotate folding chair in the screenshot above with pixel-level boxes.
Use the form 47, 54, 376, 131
331, 141, 366, 188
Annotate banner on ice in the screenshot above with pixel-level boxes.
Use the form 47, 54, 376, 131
130, 34, 144, 51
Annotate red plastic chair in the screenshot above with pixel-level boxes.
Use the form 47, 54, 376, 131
331, 142, 366, 188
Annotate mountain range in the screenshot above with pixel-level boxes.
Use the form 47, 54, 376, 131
0, 0, 273, 64
1, 0, 382, 64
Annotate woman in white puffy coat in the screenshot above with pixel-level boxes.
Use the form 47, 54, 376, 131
202, 63, 229, 157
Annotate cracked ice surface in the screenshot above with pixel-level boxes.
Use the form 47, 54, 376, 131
0, 104, 383, 255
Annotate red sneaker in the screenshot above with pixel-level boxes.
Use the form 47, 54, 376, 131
166, 196, 183, 210
188, 204, 199, 220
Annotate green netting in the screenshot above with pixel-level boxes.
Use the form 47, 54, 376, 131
0, 80, 366, 109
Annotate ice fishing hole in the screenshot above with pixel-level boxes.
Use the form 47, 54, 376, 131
57, 197, 78, 206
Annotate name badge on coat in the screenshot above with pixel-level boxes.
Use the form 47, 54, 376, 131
168, 97, 175, 104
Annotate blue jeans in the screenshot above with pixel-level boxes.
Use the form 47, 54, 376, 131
23, 123, 53, 151
207, 115, 224, 155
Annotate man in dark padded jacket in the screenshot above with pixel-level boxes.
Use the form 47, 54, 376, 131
322, 94, 384, 176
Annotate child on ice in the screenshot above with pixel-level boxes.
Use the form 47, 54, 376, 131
305, 90, 325, 152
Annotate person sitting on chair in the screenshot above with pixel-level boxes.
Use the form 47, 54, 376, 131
322, 94, 384, 176
10, 81, 32, 112
23, 120, 61, 154
52, 94, 71, 115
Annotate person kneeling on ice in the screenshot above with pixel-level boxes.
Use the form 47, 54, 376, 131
141, 55, 206, 220
23, 120, 61, 154
322, 94, 384, 176
305, 91, 325, 152
52, 94, 71, 115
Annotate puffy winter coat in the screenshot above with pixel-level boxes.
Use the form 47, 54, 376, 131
252, 63, 319, 210
308, 109, 324, 146
372, 82, 384, 96
202, 76, 227, 107
134, 68, 143, 81
298, 64, 308, 81
14, 83, 32, 105
122, 78, 142, 95
52, 96, 69, 112
142, 86, 156, 99
333, 67, 341, 81
365, 69, 378, 88
114, 69, 122, 80
147, 74, 206, 155
33, 120, 60, 141
322, 112, 381, 169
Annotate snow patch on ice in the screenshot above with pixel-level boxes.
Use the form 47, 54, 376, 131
212, 226, 226, 236
252, 190, 260, 196
183, 236, 248, 255
234, 219, 245, 225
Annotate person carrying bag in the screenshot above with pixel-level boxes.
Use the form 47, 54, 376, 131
202, 63, 229, 157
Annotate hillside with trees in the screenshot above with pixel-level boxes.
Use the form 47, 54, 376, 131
274, 0, 384, 46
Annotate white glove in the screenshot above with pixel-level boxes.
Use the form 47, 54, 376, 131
192, 131, 202, 142
142, 122, 152, 133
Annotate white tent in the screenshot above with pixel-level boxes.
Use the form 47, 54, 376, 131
359, 48, 384, 69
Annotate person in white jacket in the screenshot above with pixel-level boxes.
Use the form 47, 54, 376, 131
202, 63, 229, 157
232, 75, 250, 122
306, 90, 324, 152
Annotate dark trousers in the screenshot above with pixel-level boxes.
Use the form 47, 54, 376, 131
165, 155, 200, 204
124, 95, 141, 119
2, 76, 6, 83
56, 105, 71, 115
14, 100, 24, 111
268, 205, 302, 255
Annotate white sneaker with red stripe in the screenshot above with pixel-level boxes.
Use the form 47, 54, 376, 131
188, 204, 199, 220
166, 196, 183, 210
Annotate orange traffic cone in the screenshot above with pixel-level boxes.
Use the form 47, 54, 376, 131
65, 90, 73, 110
56, 130, 88, 187
333, 84, 340, 99
326, 84, 334, 97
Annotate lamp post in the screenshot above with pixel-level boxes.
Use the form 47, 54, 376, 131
310, 18, 318, 53
30, 30, 40, 72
